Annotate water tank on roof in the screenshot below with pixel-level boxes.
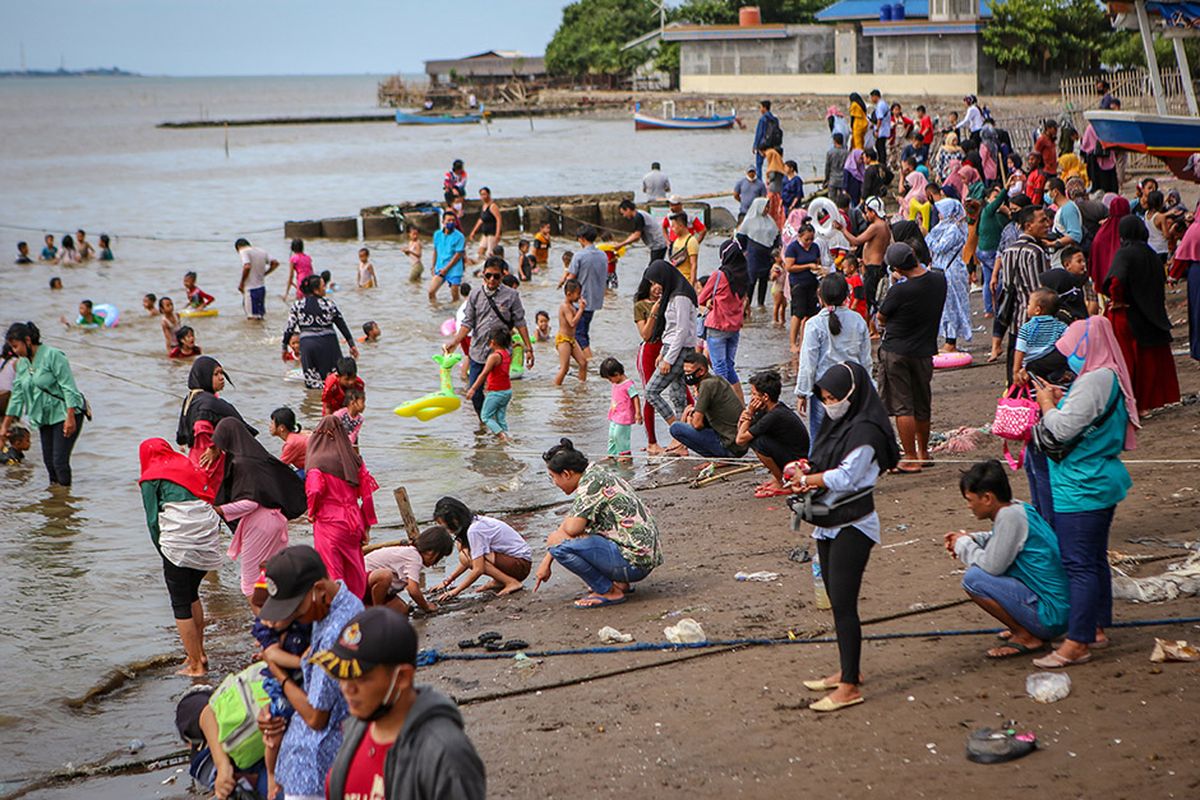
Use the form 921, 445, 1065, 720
892, 3, 906, 19
739, 6, 762, 26
880, 4, 894, 20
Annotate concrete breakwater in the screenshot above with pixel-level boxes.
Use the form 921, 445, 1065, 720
283, 192, 736, 241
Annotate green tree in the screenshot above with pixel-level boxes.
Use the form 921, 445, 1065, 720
672, 0, 826, 24
545, 0, 659, 76
983, 0, 1112, 88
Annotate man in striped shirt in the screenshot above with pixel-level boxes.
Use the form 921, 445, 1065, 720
997, 206, 1051, 382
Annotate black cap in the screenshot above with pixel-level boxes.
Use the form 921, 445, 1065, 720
175, 685, 214, 745
311, 607, 418, 680
259, 545, 328, 623
885, 242, 919, 271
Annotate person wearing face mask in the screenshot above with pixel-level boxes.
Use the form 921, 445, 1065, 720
1044, 177, 1081, 270
1029, 317, 1137, 670
428, 211, 467, 305
667, 352, 748, 459
319, 608, 486, 800
789, 361, 900, 712
255, 545, 362, 800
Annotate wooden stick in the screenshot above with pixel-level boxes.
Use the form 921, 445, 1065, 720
393, 487, 421, 542
691, 464, 756, 488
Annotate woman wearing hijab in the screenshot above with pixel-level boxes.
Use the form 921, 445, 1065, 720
1030, 317, 1137, 668
642, 261, 699, 457
827, 105, 851, 145
633, 278, 666, 454
305, 416, 378, 598
789, 361, 899, 712
1173, 210, 1200, 360
1080, 123, 1118, 194
957, 163, 984, 201
1102, 216, 1180, 411
890, 219, 932, 266
848, 94, 868, 151
899, 171, 930, 231
139, 438, 223, 677
934, 132, 964, 183
737, 197, 780, 313
281, 274, 358, 389
927, 199, 973, 352
1089, 195, 1130, 293
211, 417, 307, 606
697, 239, 749, 401
979, 121, 1002, 185
175, 355, 254, 490
842, 149, 865, 206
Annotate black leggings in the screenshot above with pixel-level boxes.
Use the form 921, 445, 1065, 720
39, 417, 83, 486
162, 555, 207, 620
749, 266, 771, 307
817, 526, 874, 685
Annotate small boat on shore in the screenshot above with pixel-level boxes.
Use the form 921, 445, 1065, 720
395, 110, 482, 125
634, 101, 738, 132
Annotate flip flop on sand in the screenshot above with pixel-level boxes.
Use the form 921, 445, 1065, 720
1032, 650, 1092, 669
573, 594, 627, 609
986, 641, 1045, 659
889, 462, 923, 474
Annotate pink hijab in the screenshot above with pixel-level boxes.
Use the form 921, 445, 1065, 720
903, 170, 928, 207
1055, 316, 1140, 449
943, 159, 965, 196
1174, 203, 1200, 263
781, 207, 810, 247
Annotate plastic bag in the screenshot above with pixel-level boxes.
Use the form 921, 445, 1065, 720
1025, 671, 1071, 703
663, 618, 706, 644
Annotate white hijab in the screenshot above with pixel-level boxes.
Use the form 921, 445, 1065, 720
738, 197, 778, 249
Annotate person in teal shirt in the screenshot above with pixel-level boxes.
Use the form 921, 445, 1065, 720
0, 321, 86, 487
948, 460, 1070, 659
1030, 317, 1137, 669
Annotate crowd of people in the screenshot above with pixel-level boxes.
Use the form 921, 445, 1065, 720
2, 79, 1197, 797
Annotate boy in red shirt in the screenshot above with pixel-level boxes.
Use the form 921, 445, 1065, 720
322, 356, 364, 415
840, 253, 870, 322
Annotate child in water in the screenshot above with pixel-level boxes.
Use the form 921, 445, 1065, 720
466, 328, 514, 441
533, 221, 552, 270
69, 299, 103, 327
169, 325, 202, 359
600, 357, 642, 464
358, 320, 381, 344
283, 332, 300, 362
15, 242, 32, 264
403, 228, 424, 283
770, 256, 788, 327
534, 310, 551, 343
1, 425, 31, 464
320, 270, 338, 292
49, 277, 62, 290
554, 280, 588, 385
98, 234, 113, 261
321, 357, 363, 415
356, 248, 378, 289
183, 271, 214, 310
143, 293, 158, 316
556, 250, 574, 289
40, 234, 57, 262
517, 239, 536, 282
269, 406, 309, 475
333, 387, 366, 446
364, 526, 455, 614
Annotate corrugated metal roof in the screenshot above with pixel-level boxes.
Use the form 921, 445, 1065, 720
661, 24, 791, 41
815, 0, 993, 21
861, 20, 983, 34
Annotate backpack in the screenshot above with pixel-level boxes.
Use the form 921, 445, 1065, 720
209, 663, 271, 769
761, 114, 783, 150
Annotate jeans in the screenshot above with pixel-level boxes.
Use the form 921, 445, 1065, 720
467, 359, 485, 416
807, 397, 825, 457
1023, 446, 1055, 530
977, 249, 997, 314
39, 417, 83, 486
1055, 506, 1116, 644
705, 329, 740, 386
668, 422, 731, 458
818, 526, 874, 685
481, 389, 512, 434
548, 534, 649, 594
575, 310, 595, 349
961, 565, 1063, 641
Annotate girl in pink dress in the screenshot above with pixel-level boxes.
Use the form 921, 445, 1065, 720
285, 238, 314, 300
305, 416, 378, 597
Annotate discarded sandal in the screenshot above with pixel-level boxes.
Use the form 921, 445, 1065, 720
809, 696, 864, 712
477, 631, 503, 644
966, 728, 1037, 764
484, 639, 529, 652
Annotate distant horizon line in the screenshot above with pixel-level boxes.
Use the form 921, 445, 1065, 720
0, 69, 428, 78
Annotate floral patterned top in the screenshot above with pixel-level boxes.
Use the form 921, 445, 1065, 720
568, 464, 663, 570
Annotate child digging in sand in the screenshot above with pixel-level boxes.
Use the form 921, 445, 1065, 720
554, 279, 588, 385
600, 357, 642, 464
364, 526, 456, 614
431, 496, 533, 598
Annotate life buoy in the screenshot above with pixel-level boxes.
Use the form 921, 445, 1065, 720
180, 308, 219, 318
394, 353, 464, 422
807, 197, 839, 237
510, 338, 525, 380
933, 351, 973, 369
79, 303, 120, 328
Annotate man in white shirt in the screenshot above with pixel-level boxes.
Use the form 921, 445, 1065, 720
869, 89, 891, 165
642, 162, 671, 201
235, 238, 279, 320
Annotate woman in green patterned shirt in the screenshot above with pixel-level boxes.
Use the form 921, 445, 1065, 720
534, 438, 663, 608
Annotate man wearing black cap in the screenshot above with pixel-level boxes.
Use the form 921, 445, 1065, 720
876, 242, 946, 472
255, 545, 363, 800
320, 607, 486, 800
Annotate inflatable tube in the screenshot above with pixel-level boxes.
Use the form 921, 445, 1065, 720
596, 243, 628, 259
933, 351, 973, 369
510, 338, 525, 380
78, 303, 120, 328
394, 353, 464, 422
807, 197, 839, 237
180, 308, 219, 318
284, 367, 305, 383
439, 318, 457, 337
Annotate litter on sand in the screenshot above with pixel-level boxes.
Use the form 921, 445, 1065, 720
1026, 671, 1071, 704
735, 571, 781, 582
1150, 638, 1200, 662
965, 728, 1038, 764
663, 618, 706, 644
1112, 550, 1200, 603
598, 626, 634, 644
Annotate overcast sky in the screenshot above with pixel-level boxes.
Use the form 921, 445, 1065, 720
2, 0, 569, 75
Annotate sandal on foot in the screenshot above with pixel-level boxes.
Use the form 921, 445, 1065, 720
573, 594, 627, 609
803, 679, 837, 691
809, 696, 864, 712
986, 641, 1045, 659
1032, 650, 1092, 669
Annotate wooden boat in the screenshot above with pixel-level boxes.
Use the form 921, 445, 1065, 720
1087, 1, 1200, 181
395, 110, 482, 125
634, 101, 738, 132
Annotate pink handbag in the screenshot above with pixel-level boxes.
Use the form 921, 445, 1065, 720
991, 384, 1041, 470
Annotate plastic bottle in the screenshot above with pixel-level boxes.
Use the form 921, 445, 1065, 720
812, 554, 831, 609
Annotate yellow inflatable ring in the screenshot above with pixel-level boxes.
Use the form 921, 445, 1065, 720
180, 308, 219, 318
393, 394, 461, 422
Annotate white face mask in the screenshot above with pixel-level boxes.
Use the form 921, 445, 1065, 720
823, 397, 851, 421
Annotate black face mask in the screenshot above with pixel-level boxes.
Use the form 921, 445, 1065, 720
683, 371, 702, 386
364, 665, 404, 722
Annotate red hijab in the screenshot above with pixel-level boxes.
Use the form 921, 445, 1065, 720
138, 438, 216, 502
1089, 195, 1130, 293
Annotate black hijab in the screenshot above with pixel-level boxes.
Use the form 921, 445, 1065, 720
890, 220, 931, 265
175, 356, 255, 447
644, 259, 697, 343
1103, 216, 1173, 347
212, 417, 307, 521
809, 362, 900, 473
717, 238, 749, 298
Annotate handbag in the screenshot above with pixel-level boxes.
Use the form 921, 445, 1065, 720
991, 384, 1040, 470
788, 487, 876, 529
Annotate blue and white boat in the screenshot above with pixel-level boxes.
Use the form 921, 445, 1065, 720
395, 110, 482, 125
634, 101, 739, 131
